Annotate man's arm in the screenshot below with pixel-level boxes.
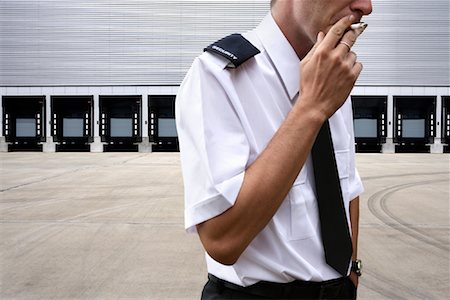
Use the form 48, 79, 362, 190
197, 15, 364, 265
350, 196, 360, 286
197, 100, 325, 265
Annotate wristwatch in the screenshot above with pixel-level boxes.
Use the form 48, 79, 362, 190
351, 259, 362, 276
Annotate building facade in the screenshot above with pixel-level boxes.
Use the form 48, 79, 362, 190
1, 0, 449, 152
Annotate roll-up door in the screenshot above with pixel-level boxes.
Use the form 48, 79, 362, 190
149, 95, 178, 152
352, 96, 387, 153
394, 96, 436, 153
100, 96, 141, 152
2, 96, 45, 151
51, 96, 93, 152
443, 97, 450, 152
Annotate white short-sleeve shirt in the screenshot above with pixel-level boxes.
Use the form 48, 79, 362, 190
175, 13, 364, 287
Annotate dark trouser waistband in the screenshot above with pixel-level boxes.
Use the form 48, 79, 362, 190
207, 273, 355, 299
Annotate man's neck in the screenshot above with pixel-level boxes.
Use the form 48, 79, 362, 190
270, 11, 313, 60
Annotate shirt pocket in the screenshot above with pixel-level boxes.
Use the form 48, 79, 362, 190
286, 167, 316, 241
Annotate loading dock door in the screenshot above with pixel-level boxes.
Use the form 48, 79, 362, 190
352, 96, 387, 152
443, 96, 450, 151
394, 96, 436, 151
100, 96, 141, 151
16, 118, 37, 137
110, 117, 133, 137
51, 96, 93, 151
2, 96, 45, 151
149, 95, 179, 152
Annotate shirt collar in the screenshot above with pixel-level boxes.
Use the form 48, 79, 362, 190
255, 13, 300, 100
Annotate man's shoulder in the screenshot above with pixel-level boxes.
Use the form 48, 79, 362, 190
202, 33, 261, 69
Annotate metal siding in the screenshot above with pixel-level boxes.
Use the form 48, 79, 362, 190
0, 0, 449, 87
354, 0, 450, 86
0, 0, 269, 86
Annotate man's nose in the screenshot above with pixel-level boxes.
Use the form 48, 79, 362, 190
351, 0, 373, 16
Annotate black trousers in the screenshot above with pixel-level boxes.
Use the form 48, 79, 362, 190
201, 274, 357, 300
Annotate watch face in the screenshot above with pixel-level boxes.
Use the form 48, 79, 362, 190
352, 260, 362, 276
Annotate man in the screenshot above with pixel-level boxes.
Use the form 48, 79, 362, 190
176, 0, 372, 299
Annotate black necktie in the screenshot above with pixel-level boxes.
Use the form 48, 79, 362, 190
311, 120, 352, 276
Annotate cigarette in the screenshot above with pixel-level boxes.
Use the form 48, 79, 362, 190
350, 22, 368, 30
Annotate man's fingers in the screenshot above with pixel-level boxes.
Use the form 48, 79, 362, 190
336, 25, 366, 54
352, 62, 363, 80
336, 31, 357, 53
303, 31, 325, 63
321, 15, 355, 49
318, 31, 325, 43
346, 51, 357, 68
311, 31, 325, 54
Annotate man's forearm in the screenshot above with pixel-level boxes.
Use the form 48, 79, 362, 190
350, 196, 360, 260
196, 100, 325, 265
349, 196, 360, 287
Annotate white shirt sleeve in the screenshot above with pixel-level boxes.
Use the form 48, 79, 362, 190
344, 97, 364, 201
176, 55, 250, 233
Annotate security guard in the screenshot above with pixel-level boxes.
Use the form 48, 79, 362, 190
176, 0, 372, 299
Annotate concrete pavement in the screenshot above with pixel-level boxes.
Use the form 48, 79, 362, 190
0, 153, 449, 299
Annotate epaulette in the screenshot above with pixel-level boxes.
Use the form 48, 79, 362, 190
204, 34, 260, 69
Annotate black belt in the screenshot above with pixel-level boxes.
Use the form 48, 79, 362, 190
208, 274, 351, 299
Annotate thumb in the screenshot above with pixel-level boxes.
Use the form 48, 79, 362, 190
317, 31, 325, 43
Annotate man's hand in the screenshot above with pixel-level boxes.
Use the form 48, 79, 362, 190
349, 271, 359, 288
299, 15, 366, 120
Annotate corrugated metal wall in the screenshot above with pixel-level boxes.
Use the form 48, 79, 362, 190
0, 0, 269, 86
0, 0, 449, 87
355, 0, 450, 86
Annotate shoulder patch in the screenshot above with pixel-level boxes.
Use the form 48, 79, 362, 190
204, 34, 260, 68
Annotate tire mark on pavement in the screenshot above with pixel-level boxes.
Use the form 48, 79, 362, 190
0, 154, 149, 193
0, 166, 94, 193
361, 171, 449, 181
362, 173, 448, 299
6, 201, 146, 259
361, 269, 439, 300
367, 178, 449, 254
